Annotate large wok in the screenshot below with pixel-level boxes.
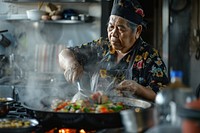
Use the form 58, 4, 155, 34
22, 96, 155, 131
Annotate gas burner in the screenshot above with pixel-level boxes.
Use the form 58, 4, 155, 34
38, 128, 96, 133
6, 102, 31, 119
36, 127, 124, 133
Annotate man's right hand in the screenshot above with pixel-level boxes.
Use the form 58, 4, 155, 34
58, 49, 84, 83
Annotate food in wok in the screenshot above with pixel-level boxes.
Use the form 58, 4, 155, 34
51, 91, 130, 113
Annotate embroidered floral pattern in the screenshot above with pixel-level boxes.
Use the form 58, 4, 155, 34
137, 60, 143, 69
100, 69, 107, 78
135, 8, 145, 17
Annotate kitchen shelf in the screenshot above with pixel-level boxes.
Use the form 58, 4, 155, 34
6, 19, 93, 24
40, 20, 85, 24
1, 14, 94, 24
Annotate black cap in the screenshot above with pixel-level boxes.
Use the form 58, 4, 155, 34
111, 0, 146, 27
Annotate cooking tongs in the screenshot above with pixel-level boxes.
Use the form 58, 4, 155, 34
71, 81, 91, 102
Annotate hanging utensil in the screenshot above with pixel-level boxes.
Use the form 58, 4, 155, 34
0, 34, 11, 48
0, 30, 8, 34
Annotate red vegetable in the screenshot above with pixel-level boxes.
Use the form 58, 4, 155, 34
54, 102, 68, 111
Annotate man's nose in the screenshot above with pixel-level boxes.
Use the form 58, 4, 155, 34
112, 28, 119, 37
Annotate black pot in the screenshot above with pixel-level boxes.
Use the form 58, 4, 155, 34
0, 104, 9, 117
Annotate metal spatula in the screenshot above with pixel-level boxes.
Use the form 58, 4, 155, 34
71, 81, 90, 102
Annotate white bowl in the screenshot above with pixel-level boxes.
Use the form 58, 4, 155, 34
26, 9, 46, 21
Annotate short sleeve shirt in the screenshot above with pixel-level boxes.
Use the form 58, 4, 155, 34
70, 37, 169, 94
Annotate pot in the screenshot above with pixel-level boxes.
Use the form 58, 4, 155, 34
22, 96, 155, 131
0, 104, 9, 117
0, 97, 14, 117
178, 99, 200, 133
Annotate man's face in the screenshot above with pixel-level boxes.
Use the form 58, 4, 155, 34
107, 15, 141, 54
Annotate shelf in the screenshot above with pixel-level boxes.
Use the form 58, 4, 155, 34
0, 14, 94, 24
39, 19, 85, 24
3, 0, 101, 3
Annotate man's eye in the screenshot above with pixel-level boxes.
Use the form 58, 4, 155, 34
108, 26, 114, 31
118, 26, 126, 32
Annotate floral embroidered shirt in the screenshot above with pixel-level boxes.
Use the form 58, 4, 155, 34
70, 37, 169, 94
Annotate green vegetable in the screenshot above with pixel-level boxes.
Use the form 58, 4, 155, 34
83, 107, 90, 113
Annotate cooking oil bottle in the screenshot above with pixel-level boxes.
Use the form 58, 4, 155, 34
155, 70, 196, 125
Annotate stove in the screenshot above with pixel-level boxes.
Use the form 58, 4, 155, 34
6, 102, 29, 118
4, 101, 124, 133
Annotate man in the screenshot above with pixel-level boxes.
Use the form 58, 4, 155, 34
59, 0, 169, 102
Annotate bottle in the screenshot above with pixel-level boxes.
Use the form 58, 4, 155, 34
168, 70, 185, 88
155, 70, 195, 125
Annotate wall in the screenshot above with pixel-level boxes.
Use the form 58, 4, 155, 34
189, 0, 200, 90
167, 0, 200, 90
168, 0, 191, 85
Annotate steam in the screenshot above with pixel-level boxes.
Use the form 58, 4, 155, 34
13, 22, 76, 108
10, 21, 100, 109
19, 73, 77, 109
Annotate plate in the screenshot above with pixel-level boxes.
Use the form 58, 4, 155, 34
0, 118, 39, 133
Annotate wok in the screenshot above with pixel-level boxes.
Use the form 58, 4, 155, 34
22, 96, 155, 130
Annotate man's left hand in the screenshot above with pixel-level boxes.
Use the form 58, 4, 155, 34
114, 80, 142, 97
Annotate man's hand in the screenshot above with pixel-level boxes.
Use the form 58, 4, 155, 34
115, 80, 141, 96
63, 62, 83, 83
59, 49, 84, 83
115, 80, 156, 101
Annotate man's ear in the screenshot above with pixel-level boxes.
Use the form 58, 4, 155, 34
136, 25, 143, 39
